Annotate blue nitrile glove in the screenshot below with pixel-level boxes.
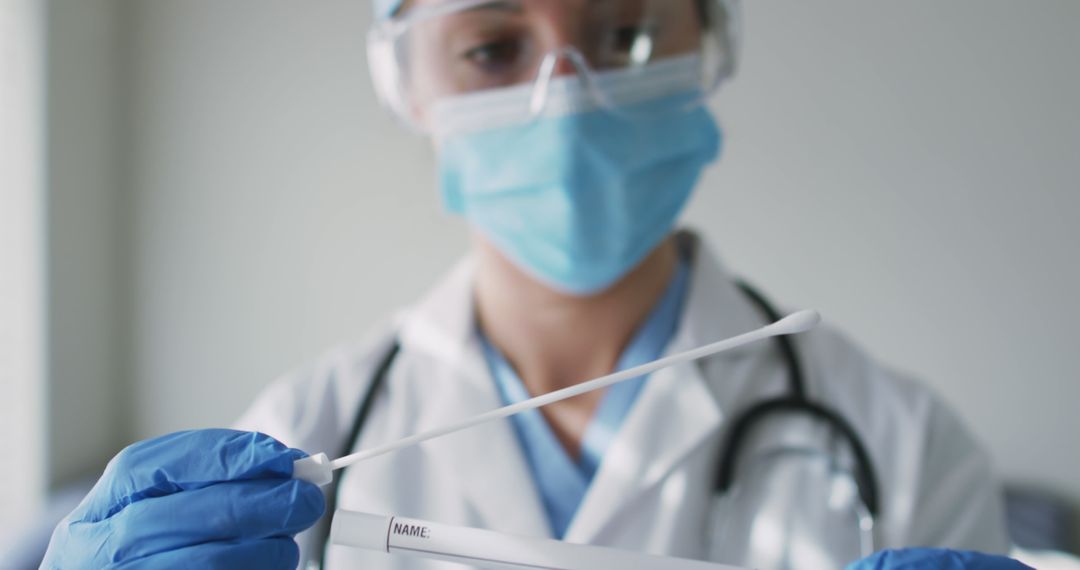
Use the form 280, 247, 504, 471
847, 549, 1034, 570
41, 429, 325, 569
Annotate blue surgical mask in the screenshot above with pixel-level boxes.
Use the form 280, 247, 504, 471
432, 56, 723, 295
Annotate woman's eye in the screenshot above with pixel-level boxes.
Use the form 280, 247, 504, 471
462, 38, 523, 71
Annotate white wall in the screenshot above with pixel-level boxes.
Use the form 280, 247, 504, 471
687, 0, 1080, 504
0, 0, 47, 540
123, 0, 464, 439
119, 0, 1079, 517
44, 0, 125, 487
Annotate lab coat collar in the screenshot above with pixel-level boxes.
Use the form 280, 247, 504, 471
413, 332, 555, 539
396, 231, 764, 392
397, 256, 554, 538
671, 230, 771, 352
563, 230, 769, 543
397, 255, 487, 389
395, 230, 770, 542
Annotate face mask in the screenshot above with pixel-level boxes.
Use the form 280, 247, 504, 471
432, 55, 723, 295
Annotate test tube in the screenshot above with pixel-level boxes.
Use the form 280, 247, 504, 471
331, 509, 747, 570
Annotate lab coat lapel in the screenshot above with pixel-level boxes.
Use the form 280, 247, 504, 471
564, 231, 772, 544
419, 341, 554, 539
565, 357, 722, 543
398, 257, 552, 539
396, 232, 770, 544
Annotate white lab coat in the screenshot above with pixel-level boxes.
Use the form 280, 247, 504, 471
236, 231, 1009, 569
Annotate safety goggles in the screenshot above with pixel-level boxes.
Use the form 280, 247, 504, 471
368, 0, 740, 132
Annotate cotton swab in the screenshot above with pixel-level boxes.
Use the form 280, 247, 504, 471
292, 309, 821, 486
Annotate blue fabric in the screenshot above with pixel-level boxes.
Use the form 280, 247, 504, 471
846, 549, 1033, 570
40, 429, 325, 569
441, 91, 721, 295
482, 257, 690, 538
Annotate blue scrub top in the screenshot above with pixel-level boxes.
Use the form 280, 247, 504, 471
480, 259, 691, 538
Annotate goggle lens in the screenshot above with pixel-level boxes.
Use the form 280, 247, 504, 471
372, 0, 738, 129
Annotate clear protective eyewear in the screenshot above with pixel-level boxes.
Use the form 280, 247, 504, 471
368, 0, 741, 131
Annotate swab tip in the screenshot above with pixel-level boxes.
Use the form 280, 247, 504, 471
771, 309, 821, 335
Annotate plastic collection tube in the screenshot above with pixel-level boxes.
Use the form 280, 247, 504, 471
292, 309, 821, 486
331, 509, 749, 570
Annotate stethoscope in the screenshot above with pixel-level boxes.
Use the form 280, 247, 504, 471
313, 282, 880, 568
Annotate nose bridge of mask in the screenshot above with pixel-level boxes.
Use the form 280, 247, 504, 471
429, 54, 706, 141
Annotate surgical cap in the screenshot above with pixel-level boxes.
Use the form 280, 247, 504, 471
374, 0, 403, 19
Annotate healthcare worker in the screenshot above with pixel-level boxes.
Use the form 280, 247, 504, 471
43, 1, 1033, 569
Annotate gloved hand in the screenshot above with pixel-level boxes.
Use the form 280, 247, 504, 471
847, 549, 1034, 570
41, 429, 325, 569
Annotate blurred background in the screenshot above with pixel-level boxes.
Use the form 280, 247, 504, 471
2, 0, 1078, 562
